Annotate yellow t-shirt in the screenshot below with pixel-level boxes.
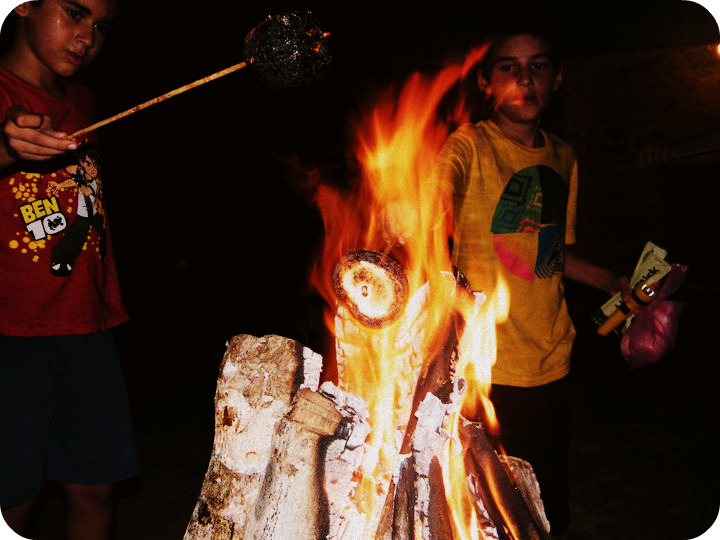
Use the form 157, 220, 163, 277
438, 120, 578, 387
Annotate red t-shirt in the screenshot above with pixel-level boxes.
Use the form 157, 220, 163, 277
0, 67, 128, 336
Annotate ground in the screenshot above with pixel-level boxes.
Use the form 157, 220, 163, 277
24, 280, 719, 540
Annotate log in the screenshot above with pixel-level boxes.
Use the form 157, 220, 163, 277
392, 456, 417, 540
497, 455, 551, 537
412, 391, 461, 540
333, 280, 435, 538
426, 457, 454, 539
375, 312, 461, 538
332, 249, 409, 329
320, 382, 373, 540
459, 421, 550, 540
184, 334, 326, 539
243, 388, 343, 539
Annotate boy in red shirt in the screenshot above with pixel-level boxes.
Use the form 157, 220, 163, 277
0, 1, 139, 538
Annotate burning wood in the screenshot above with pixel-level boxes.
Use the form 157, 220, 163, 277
375, 303, 461, 538
183, 328, 552, 540
460, 421, 550, 540
410, 390, 461, 539
332, 274, 454, 537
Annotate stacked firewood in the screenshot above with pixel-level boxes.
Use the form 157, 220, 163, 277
184, 329, 549, 539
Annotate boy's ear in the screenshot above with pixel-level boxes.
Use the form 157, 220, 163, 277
553, 65, 564, 91
476, 68, 490, 94
14, 2, 34, 17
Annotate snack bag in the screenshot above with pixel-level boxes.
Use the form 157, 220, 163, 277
620, 263, 688, 369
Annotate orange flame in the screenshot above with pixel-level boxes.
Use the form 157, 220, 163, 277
310, 44, 509, 538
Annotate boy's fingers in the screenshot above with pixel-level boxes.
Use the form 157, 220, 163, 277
6, 130, 77, 159
5, 109, 69, 140
33, 130, 77, 150
3, 108, 77, 160
5, 107, 44, 129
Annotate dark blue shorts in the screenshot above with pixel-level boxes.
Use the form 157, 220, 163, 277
0, 331, 140, 508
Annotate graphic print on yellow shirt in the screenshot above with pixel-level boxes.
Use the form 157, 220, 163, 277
491, 165, 568, 281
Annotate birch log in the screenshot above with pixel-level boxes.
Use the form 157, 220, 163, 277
243, 388, 343, 539
184, 334, 325, 539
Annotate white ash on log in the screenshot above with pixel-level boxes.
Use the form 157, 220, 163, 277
383, 387, 463, 540
375, 304, 462, 539
332, 280, 436, 537
411, 390, 462, 540
320, 382, 373, 540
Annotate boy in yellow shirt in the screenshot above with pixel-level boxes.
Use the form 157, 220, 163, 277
438, 29, 628, 534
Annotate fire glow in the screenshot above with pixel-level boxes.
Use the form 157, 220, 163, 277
310, 44, 519, 538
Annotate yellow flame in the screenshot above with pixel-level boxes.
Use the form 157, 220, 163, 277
311, 44, 508, 537
443, 276, 510, 539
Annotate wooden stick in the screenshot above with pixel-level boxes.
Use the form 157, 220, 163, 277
70, 61, 247, 139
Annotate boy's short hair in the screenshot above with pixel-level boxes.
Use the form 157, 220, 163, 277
478, 21, 565, 81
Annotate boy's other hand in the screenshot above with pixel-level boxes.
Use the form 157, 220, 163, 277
3, 106, 78, 162
378, 200, 419, 248
609, 274, 631, 302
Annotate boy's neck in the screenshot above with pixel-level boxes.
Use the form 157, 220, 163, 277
0, 46, 67, 98
492, 116, 544, 148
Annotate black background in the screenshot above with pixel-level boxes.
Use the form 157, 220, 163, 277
2, 1, 719, 538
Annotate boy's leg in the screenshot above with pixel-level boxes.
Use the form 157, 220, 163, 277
486, 378, 573, 535
62, 483, 114, 540
46, 331, 139, 535
1, 499, 36, 538
0, 335, 56, 537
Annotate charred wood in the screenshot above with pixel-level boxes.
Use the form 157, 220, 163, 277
460, 421, 550, 540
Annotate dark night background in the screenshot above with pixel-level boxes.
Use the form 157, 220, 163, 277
2, 1, 720, 538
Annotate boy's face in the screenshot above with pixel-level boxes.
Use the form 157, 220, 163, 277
16, 0, 117, 79
478, 34, 562, 126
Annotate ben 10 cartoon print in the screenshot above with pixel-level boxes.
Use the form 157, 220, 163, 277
12, 149, 107, 277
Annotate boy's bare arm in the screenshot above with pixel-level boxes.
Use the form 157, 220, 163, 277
564, 248, 630, 298
0, 107, 78, 172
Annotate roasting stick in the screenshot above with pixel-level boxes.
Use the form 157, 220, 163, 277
69, 10, 331, 139
69, 61, 247, 139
